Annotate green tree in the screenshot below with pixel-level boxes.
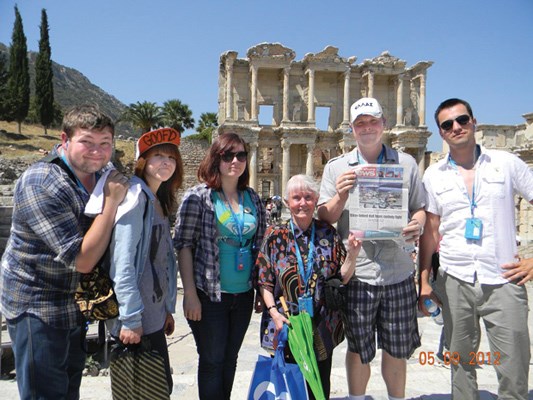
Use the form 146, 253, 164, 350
195, 112, 218, 143
35, 9, 54, 135
0, 50, 8, 120
121, 101, 162, 133
161, 99, 194, 135
6, 5, 30, 133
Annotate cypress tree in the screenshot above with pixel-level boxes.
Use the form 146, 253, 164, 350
6, 5, 30, 133
35, 8, 54, 134
0, 50, 8, 120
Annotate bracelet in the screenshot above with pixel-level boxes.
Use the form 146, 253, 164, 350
267, 304, 277, 311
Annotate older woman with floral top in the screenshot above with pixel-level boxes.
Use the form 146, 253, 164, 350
257, 174, 361, 400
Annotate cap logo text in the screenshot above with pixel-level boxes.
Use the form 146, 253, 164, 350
141, 128, 178, 147
353, 101, 374, 110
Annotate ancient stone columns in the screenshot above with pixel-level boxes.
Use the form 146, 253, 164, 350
281, 140, 291, 197
418, 73, 427, 126
396, 75, 404, 126
306, 143, 315, 176
307, 68, 315, 122
225, 52, 236, 120
282, 67, 290, 122
367, 72, 375, 98
343, 69, 351, 126
250, 64, 258, 121
248, 141, 258, 189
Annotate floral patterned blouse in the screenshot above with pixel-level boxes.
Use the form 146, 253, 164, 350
256, 218, 347, 360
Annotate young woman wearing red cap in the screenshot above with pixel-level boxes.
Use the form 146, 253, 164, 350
107, 128, 184, 397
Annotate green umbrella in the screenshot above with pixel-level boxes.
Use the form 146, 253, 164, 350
280, 296, 325, 400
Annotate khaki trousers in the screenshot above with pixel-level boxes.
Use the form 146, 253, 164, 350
435, 271, 530, 400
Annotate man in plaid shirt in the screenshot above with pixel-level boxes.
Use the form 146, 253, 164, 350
0, 105, 128, 400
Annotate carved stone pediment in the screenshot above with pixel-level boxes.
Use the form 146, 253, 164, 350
303, 45, 356, 70
304, 46, 340, 63
246, 42, 296, 62
362, 51, 406, 69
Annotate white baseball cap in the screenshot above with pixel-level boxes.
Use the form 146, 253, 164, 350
350, 97, 383, 123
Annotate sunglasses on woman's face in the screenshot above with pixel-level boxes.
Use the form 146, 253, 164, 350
220, 151, 248, 163
439, 114, 471, 131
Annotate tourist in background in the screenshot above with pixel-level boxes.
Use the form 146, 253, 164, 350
106, 128, 183, 395
0, 105, 128, 399
318, 97, 425, 400
174, 132, 266, 400
257, 174, 361, 399
419, 98, 533, 399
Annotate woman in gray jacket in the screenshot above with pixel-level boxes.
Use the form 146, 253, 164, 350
107, 128, 183, 396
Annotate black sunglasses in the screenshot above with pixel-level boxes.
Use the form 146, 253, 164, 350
220, 151, 248, 163
439, 114, 471, 131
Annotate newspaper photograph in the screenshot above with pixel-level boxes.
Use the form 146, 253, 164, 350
349, 164, 409, 240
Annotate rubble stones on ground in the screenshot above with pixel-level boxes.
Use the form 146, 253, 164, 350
0, 158, 28, 185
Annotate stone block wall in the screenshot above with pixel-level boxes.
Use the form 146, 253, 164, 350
175, 138, 209, 202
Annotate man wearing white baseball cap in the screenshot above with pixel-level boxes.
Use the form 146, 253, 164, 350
318, 97, 426, 400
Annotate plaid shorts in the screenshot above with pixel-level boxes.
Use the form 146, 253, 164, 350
343, 276, 420, 364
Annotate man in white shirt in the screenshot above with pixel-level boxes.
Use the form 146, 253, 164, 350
419, 98, 533, 399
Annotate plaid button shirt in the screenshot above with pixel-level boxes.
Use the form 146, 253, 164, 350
0, 149, 93, 329
173, 184, 266, 302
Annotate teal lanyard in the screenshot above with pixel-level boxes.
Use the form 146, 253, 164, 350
448, 146, 480, 217
221, 191, 245, 246
357, 144, 385, 165
290, 219, 315, 294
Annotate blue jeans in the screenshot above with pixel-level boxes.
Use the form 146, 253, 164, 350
7, 313, 87, 400
188, 289, 254, 400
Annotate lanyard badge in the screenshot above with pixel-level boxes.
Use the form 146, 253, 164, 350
221, 191, 251, 271
290, 220, 315, 317
298, 295, 314, 317
235, 248, 251, 272
465, 218, 482, 240
464, 180, 482, 241
448, 147, 484, 241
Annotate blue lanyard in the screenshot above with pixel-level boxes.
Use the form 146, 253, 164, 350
290, 219, 315, 293
357, 145, 385, 165
448, 146, 480, 217
221, 191, 245, 246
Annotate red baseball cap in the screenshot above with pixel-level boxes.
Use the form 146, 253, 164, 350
135, 128, 180, 160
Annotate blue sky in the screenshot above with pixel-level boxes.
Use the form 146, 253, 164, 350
1, 0, 532, 151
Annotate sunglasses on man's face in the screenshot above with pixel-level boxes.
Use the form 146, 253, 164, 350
439, 114, 471, 131
220, 151, 248, 163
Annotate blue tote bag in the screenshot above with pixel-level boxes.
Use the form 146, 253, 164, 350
248, 324, 309, 400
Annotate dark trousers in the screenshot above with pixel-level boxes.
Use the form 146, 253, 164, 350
188, 289, 254, 400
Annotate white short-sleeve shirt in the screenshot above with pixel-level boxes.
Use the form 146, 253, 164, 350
423, 147, 533, 284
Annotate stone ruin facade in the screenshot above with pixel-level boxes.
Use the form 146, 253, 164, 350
2, 43, 533, 256
217, 42, 432, 200
478, 114, 533, 247
216, 42, 533, 252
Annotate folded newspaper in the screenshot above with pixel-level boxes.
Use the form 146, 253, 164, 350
349, 164, 408, 240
